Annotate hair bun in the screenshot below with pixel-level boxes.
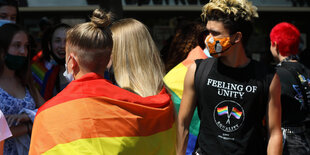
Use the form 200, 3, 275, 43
90, 9, 112, 28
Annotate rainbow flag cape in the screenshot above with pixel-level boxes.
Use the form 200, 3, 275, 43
29, 73, 176, 155
164, 46, 207, 154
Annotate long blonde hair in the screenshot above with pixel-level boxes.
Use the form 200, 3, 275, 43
111, 18, 165, 97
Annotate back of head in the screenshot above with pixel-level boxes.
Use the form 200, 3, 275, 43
165, 19, 205, 71
270, 22, 300, 56
111, 18, 165, 97
41, 23, 71, 62
201, 0, 258, 46
66, 9, 113, 73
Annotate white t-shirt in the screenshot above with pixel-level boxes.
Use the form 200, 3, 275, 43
0, 110, 12, 141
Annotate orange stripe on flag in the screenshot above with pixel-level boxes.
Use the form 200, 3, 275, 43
30, 96, 175, 154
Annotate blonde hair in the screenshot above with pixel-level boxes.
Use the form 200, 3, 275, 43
111, 18, 165, 97
66, 9, 113, 73
201, 0, 258, 46
201, 0, 258, 22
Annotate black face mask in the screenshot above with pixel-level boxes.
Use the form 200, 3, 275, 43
4, 53, 27, 70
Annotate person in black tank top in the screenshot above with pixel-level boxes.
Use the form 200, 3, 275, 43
270, 22, 310, 155
177, 0, 282, 155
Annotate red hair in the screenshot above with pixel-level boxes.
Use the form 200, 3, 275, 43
270, 22, 300, 56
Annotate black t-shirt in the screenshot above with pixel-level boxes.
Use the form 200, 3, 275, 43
195, 58, 274, 155
276, 62, 310, 126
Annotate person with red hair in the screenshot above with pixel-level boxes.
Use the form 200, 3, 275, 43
270, 22, 310, 154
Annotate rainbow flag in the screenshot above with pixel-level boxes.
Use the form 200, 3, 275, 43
164, 46, 207, 154
31, 52, 60, 101
29, 73, 176, 155
217, 106, 228, 116
231, 107, 242, 119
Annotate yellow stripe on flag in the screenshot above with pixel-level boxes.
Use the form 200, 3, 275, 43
44, 124, 176, 155
164, 63, 188, 99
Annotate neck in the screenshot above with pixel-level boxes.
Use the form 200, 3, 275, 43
220, 43, 250, 68
279, 56, 298, 62
74, 69, 106, 80
1, 66, 16, 79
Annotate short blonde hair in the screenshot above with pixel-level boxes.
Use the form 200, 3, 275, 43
66, 9, 113, 73
201, 0, 258, 23
111, 18, 165, 97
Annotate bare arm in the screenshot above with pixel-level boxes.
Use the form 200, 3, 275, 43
267, 74, 282, 155
177, 63, 198, 155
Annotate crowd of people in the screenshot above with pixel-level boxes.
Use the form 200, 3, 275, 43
0, 0, 310, 154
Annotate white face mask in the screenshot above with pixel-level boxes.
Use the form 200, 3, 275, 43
0, 19, 15, 27
63, 56, 74, 82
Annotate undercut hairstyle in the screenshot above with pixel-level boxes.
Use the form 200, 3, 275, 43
111, 18, 165, 97
270, 22, 300, 56
66, 9, 113, 73
201, 0, 258, 46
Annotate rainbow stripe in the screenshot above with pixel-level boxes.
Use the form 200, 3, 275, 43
164, 46, 207, 155
31, 59, 60, 101
29, 73, 176, 155
231, 107, 242, 119
217, 106, 228, 116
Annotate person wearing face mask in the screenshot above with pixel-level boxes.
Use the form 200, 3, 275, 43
31, 23, 71, 101
29, 9, 175, 155
0, 24, 44, 155
177, 0, 282, 155
0, 0, 19, 27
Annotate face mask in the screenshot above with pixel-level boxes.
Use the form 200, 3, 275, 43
203, 34, 234, 58
0, 19, 15, 27
63, 56, 74, 82
4, 53, 27, 70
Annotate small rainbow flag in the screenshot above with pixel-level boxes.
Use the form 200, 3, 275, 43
231, 107, 242, 119
164, 46, 207, 155
29, 73, 176, 155
217, 106, 228, 116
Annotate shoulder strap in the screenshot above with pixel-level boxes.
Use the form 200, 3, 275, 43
194, 58, 215, 93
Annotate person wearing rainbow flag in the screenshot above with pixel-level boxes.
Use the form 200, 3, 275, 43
176, 0, 282, 154
29, 9, 176, 155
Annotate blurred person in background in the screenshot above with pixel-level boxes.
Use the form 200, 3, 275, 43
164, 18, 205, 72
31, 23, 71, 101
0, 23, 44, 155
0, 0, 19, 26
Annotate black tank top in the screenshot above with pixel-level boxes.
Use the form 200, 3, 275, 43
195, 58, 274, 155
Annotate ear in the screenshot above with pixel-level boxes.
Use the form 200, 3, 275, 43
232, 32, 242, 44
271, 41, 279, 54
69, 52, 79, 72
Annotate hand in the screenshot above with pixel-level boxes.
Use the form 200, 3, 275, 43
5, 114, 30, 127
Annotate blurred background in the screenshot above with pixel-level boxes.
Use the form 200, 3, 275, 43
17, 0, 310, 63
